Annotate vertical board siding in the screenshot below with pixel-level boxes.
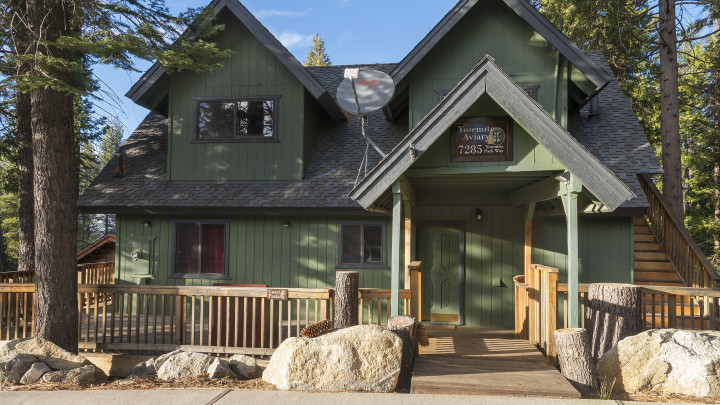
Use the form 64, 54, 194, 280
408, 1, 564, 133
167, 13, 308, 182
116, 215, 394, 291
531, 214, 633, 284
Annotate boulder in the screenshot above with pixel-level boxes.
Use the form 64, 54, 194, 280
153, 349, 183, 371
128, 358, 156, 378
207, 358, 237, 379
3, 337, 89, 370
229, 354, 258, 379
20, 362, 51, 385
262, 324, 403, 392
65, 365, 98, 385
0, 353, 38, 385
42, 370, 66, 383
156, 351, 218, 381
597, 329, 720, 397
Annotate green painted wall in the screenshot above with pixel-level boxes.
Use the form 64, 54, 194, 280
532, 214, 634, 284
167, 12, 308, 182
409, 96, 563, 173
116, 215, 394, 289
407, 0, 565, 131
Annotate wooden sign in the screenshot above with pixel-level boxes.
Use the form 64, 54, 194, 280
451, 117, 512, 162
267, 288, 288, 300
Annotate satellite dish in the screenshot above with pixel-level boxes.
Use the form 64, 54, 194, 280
336, 69, 395, 115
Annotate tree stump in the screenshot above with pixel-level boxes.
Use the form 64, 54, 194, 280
387, 315, 418, 391
584, 283, 643, 361
554, 328, 598, 397
334, 271, 358, 328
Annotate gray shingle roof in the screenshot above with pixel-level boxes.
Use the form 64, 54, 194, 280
79, 55, 660, 212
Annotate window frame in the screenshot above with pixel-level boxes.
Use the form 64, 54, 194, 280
170, 219, 231, 279
193, 96, 281, 143
336, 220, 388, 269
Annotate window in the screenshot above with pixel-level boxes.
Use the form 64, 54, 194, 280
337, 221, 387, 268
172, 220, 229, 278
195, 97, 279, 141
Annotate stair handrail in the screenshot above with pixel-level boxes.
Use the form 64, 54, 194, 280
639, 174, 720, 288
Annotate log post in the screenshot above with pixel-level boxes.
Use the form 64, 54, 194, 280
334, 271, 359, 328
387, 315, 417, 391
554, 328, 598, 397
584, 283, 643, 361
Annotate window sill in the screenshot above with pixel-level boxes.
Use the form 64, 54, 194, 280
169, 274, 231, 280
191, 138, 280, 144
335, 264, 389, 270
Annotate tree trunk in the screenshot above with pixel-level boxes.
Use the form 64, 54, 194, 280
16, 92, 34, 274
387, 315, 418, 390
334, 271, 358, 328
584, 283, 643, 362
28, 0, 78, 354
659, 0, 683, 221
554, 328, 598, 397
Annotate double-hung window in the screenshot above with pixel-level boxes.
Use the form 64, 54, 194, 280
195, 96, 279, 141
172, 220, 229, 278
337, 221, 387, 269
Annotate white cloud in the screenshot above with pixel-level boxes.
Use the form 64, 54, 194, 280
337, 0, 352, 7
255, 8, 311, 18
276, 31, 314, 49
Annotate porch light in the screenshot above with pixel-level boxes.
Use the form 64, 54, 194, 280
282, 221, 291, 229
475, 209, 483, 221
143, 219, 151, 228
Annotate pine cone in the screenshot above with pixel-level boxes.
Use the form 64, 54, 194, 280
300, 319, 334, 338
416, 323, 430, 347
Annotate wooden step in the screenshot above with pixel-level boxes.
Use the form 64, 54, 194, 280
635, 242, 663, 252
634, 234, 656, 243
634, 261, 674, 271
634, 217, 647, 225
635, 251, 667, 261
634, 280, 687, 286
634, 271, 683, 282
634, 225, 652, 234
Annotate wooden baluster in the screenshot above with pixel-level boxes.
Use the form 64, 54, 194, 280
261, 298, 266, 348
143, 294, 149, 344
234, 296, 240, 347
358, 298, 363, 324
190, 295, 196, 346
22, 292, 29, 338
225, 296, 231, 348
85, 292, 91, 343
305, 298, 310, 330
711, 297, 717, 330
287, 299, 291, 338
270, 300, 275, 348
244, 297, 249, 347
668, 294, 677, 328
198, 296, 204, 346
278, 299, 283, 344
160, 295, 166, 345
253, 298, 258, 348
651, 294, 656, 328
110, 293, 116, 343
135, 293, 141, 343
93, 292, 100, 343
296, 298, 301, 337
680, 295, 686, 329
314, 298, 319, 323
368, 298, 373, 325
378, 298, 382, 325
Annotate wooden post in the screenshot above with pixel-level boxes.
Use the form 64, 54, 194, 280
546, 269, 558, 362
584, 283, 643, 361
404, 201, 412, 290
524, 202, 535, 279
409, 261, 422, 321
334, 271, 359, 328
391, 181, 402, 316
554, 328, 598, 397
561, 174, 581, 328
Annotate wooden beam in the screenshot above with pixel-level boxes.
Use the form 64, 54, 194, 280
510, 174, 565, 205
524, 202, 536, 279
391, 181, 402, 316
398, 176, 416, 205
561, 174, 581, 328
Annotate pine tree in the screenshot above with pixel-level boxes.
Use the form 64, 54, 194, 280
304, 33, 331, 67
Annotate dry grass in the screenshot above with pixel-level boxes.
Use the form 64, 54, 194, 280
0, 375, 277, 392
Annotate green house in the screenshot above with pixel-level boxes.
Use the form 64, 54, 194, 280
78, 0, 662, 328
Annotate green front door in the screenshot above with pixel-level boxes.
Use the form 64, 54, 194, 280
417, 225, 460, 323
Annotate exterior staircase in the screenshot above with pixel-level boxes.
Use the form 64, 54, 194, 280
633, 217, 685, 287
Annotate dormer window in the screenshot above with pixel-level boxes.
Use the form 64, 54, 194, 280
194, 96, 279, 142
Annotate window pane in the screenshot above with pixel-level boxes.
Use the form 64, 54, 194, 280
341, 225, 362, 264
363, 225, 382, 264
198, 101, 235, 138
175, 223, 200, 274
201, 224, 225, 274
237, 100, 274, 137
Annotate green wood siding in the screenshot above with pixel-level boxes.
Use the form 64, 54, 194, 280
409, 96, 563, 173
532, 214, 634, 284
408, 0, 565, 131
116, 215, 393, 289
167, 12, 307, 182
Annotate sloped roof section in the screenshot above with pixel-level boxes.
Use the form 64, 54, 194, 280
125, 0, 345, 122
349, 55, 634, 211
391, 0, 613, 92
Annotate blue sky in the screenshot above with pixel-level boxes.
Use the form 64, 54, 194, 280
94, 0, 456, 136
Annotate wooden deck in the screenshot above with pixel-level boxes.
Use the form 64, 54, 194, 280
411, 328, 580, 398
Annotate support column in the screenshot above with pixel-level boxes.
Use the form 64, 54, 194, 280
524, 202, 536, 279
561, 174, 582, 328
391, 181, 403, 316
404, 200, 412, 289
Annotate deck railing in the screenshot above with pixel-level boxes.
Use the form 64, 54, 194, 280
515, 271, 720, 363
1, 283, 411, 355
639, 174, 720, 288
0, 262, 115, 285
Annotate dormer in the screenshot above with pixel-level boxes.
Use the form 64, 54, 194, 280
125, 0, 345, 182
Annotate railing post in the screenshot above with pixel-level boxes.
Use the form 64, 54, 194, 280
546, 269, 558, 363
528, 265, 537, 345
409, 261, 422, 321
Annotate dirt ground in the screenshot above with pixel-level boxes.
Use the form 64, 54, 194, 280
0, 375, 276, 392
612, 391, 720, 404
